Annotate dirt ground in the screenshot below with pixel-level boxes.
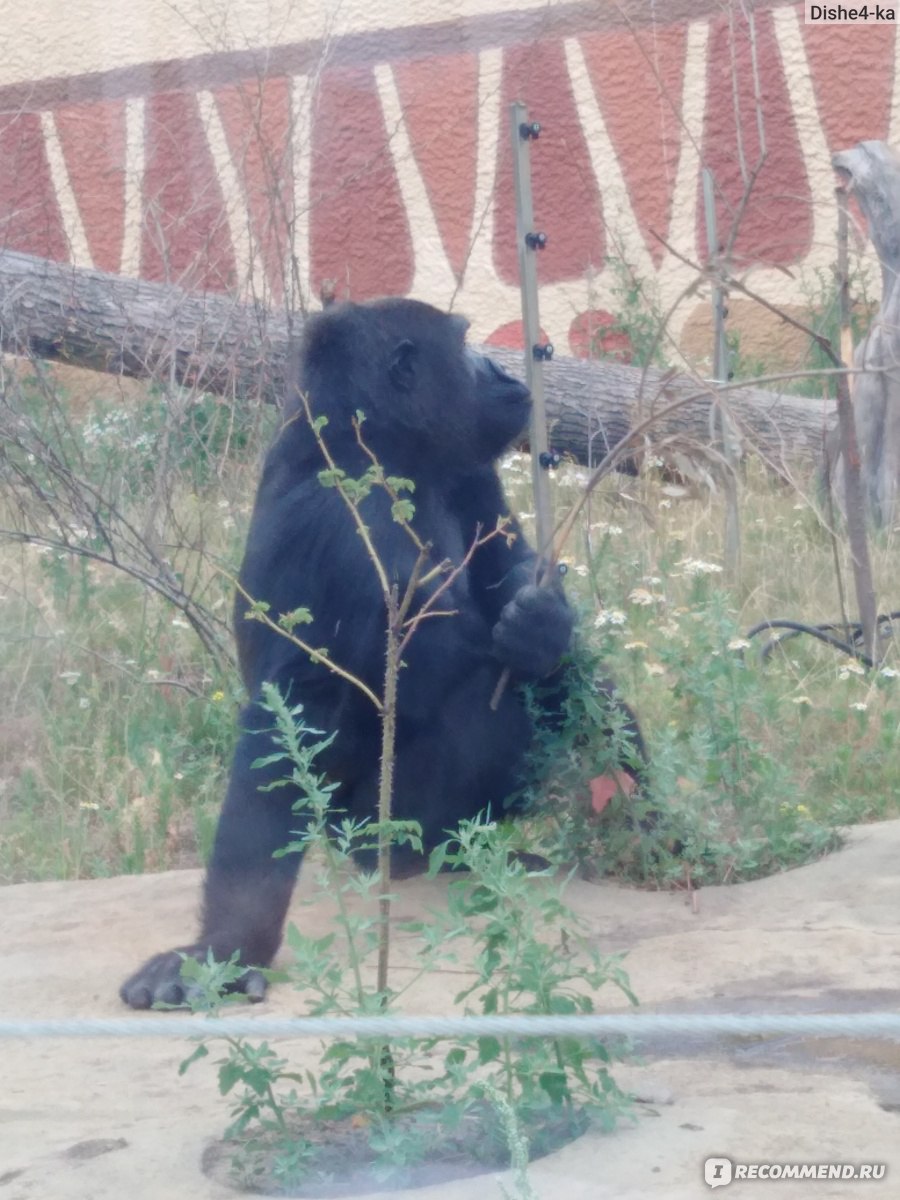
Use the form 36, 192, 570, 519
2, 821, 899, 1199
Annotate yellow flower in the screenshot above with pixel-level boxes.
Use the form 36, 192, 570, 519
796, 804, 809, 815
211, 690, 225, 702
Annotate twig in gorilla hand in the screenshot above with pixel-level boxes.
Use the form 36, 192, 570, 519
119, 298, 643, 1010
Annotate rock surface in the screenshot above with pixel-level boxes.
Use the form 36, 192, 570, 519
2, 822, 899, 1198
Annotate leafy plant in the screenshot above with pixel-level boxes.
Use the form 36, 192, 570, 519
796, 262, 875, 399
80, 388, 270, 491
592, 256, 669, 368
516, 639, 673, 882
181, 686, 634, 1193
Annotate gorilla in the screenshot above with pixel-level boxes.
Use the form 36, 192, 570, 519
120, 298, 644, 1008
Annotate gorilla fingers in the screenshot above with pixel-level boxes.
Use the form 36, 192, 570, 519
492, 580, 575, 679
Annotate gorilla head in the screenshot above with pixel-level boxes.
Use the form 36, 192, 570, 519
292, 299, 531, 469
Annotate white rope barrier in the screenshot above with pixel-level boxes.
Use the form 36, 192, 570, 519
1, 1012, 899, 1040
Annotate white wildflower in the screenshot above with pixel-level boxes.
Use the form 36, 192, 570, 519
594, 609, 627, 628
850, 701, 868, 712
727, 637, 751, 651
838, 661, 866, 680
171, 618, 190, 629
677, 558, 723, 576
791, 695, 812, 706
628, 587, 658, 606
645, 661, 666, 676
59, 671, 81, 684
880, 667, 898, 678
624, 641, 648, 651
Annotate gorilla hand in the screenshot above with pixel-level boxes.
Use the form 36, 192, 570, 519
492, 575, 574, 679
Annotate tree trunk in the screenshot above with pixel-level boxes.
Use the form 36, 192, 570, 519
0, 248, 833, 471
830, 140, 900, 527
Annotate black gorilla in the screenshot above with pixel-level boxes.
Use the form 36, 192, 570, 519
120, 299, 644, 1008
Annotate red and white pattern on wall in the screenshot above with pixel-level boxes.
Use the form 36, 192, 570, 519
0, 2, 896, 355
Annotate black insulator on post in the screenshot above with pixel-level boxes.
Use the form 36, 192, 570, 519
525, 231, 548, 250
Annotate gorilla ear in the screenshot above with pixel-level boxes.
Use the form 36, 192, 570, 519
389, 339, 417, 393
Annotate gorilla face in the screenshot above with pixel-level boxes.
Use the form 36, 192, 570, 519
466, 349, 532, 463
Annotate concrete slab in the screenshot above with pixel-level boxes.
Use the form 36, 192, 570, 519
2, 822, 899, 1198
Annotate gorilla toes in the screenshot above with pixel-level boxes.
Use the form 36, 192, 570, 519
120, 948, 195, 1009
119, 946, 268, 1010
492, 583, 575, 679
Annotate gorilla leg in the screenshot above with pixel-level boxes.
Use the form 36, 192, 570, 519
199, 733, 303, 967
119, 702, 304, 1009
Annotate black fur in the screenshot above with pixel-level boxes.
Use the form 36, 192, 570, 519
119, 299, 640, 1009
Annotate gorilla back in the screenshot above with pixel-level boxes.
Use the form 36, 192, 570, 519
120, 299, 604, 1008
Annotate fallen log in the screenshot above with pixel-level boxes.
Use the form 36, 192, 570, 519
0, 249, 833, 470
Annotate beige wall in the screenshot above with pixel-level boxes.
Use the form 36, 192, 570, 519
0, 0, 893, 365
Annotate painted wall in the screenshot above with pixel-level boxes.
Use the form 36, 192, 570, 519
0, 0, 895, 362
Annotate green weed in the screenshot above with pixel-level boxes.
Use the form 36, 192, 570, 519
182, 686, 634, 1192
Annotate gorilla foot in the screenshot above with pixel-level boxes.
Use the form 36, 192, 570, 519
119, 945, 268, 1010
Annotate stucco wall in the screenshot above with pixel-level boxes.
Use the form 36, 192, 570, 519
0, 0, 895, 362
